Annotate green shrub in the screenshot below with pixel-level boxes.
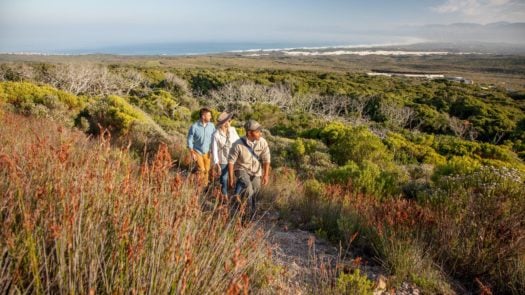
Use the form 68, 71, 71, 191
0, 81, 85, 110
430, 166, 525, 294
433, 135, 481, 157
324, 160, 404, 196
385, 132, 446, 165
336, 269, 374, 295
189, 71, 225, 95
377, 239, 453, 294
247, 103, 286, 129
413, 104, 450, 134
80, 95, 171, 156
141, 69, 165, 85
318, 123, 392, 166
432, 156, 481, 181
337, 211, 379, 254
290, 138, 306, 159
128, 90, 195, 132
271, 111, 323, 138
83, 95, 149, 135
297, 180, 342, 239
130, 90, 177, 117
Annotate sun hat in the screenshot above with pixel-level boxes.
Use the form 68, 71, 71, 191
216, 111, 233, 127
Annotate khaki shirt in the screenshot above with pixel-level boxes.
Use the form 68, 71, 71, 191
228, 137, 271, 177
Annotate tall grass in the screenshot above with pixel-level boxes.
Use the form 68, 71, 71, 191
0, 113, 275, 294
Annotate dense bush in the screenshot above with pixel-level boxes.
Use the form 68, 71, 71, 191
0, 81, 85, 111
323, 160, 405, 196
129, 90, 193, 132
78, 95, 172, 157
316, 122, 393, 166
430, 166, 525, 293
336, 269, 374, 295
384, 132, 446, 165
82, 95, 150, 135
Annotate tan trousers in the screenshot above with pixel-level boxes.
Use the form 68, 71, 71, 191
195, 152, 211, 186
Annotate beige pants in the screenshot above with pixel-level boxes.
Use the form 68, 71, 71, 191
195, 152, 211, 186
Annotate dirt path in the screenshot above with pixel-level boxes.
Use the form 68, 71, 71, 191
257, 211, 421, 295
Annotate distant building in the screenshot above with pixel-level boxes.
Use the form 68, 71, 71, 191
367, 71, 473, 84
444, 76, 473, 84
367, 72, 444, 79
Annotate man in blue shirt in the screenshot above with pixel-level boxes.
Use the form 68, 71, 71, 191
187, 107, 216, 187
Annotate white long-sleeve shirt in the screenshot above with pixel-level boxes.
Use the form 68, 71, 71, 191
211, 127, 240, 165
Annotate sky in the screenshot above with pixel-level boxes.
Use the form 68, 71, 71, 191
1, 0, 524, 52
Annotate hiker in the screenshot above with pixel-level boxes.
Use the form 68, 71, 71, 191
187, 107, 216, 187
211, 111, 240, 197
228, 119, 270, 216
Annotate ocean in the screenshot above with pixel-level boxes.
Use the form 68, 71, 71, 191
35, 38, 425, 56
62, 42, 367, 56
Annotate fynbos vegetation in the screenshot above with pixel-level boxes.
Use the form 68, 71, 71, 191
1, 59, 524, 294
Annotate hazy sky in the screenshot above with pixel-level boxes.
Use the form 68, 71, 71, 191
1, 0, 524, 51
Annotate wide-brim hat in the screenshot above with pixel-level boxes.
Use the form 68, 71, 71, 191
216, 112, 233, 127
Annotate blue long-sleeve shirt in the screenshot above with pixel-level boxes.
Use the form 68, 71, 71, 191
187, 121, 216, 155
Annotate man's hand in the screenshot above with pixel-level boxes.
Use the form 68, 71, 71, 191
262, 174, 269, 186
262, 162, 270, 186
228, 163, 235, 189
190, 150, 197, 161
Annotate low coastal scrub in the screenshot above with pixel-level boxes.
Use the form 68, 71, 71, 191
2, 61, 525, 293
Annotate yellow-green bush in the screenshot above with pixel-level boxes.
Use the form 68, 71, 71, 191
432, 156, 481, 181
336, 269, 374, 295
141, 69, 166, 85
81, 95, 170, 156
247, 103, 286, 129
324, 160, 405, 196
385, 132, 446, 165
0, 81, 85, 110
128, 90, 194, 132
319, 123, 393, 166
130, 90, 178, 117
85, 95, 149, 134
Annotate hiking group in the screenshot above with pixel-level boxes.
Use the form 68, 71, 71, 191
187, 107, 271, 216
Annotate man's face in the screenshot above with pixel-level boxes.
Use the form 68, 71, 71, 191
201, 111, 212, 123
248, 129, 262, 141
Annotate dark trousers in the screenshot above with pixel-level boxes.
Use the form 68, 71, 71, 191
234, 170, 261, 215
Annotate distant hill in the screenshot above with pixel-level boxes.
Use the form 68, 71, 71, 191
406, 22, 525, 45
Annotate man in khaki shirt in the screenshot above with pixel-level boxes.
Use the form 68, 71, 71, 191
228, 120, 271, 215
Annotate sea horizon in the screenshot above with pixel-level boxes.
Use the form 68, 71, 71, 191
0, 38, 427, 56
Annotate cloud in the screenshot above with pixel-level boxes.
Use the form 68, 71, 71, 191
433, 0, 525, 22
